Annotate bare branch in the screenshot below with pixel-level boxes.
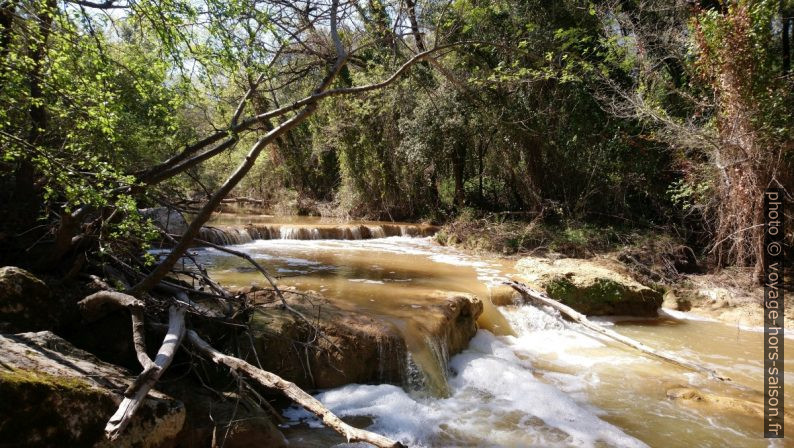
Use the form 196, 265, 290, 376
183, 328, 405, 448
505, 280, 730, 381
65, 0, 128, 10
105, 304, 186, 439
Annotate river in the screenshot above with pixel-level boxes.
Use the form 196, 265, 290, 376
187, 215, 792, 447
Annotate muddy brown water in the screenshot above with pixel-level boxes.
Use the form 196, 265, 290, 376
177, 215, 793, 447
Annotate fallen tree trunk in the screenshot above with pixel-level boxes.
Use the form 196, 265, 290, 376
221, 196, 266, 205
182, 328, 406, 448
504, 280, 730, 381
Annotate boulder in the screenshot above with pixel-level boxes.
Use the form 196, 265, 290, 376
662, 289, 693, 311
0, 331, 185, 448
666, 386, 793, 422
515, 257, 662, 317
140, 207, 188, 235
244, 291, 409, 390
0, 266, 61, 332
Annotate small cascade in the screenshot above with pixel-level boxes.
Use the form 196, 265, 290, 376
198, 226, 253, 246
279, 226, 304, 240
346, 226, 361, 240
376, 335, 408, 386
194, 222, 438, 246
402, 332, 452, 397
369, 225, 386, 239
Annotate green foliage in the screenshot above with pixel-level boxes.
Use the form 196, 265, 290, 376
0, 3, 194, 261
0, 0, 789, 270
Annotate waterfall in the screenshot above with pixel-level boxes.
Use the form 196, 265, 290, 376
369, 225, 386, 238
194, 222, 439, 246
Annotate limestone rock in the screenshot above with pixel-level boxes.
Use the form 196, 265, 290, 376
0, 266, 61, 332
245, 292, 409, 390
0, 331, 184, 447
140, 207, 188, 235
400, 293, 483, 395
662, 289, 693, 311
666, 386, 793, 423
242, 291, 483, 391
515, 257, 662, 317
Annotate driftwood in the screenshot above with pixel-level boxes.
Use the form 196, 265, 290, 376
182, 328, 405, 448
80, 287, 400, 447
79, 290, 144, 321
78, 291, 154, 371
221, 196, 266, 205
106, 304, 186, 439
504, 280, 730, 381
78, 291, 187, 439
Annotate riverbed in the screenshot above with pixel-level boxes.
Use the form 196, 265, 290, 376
190, 215, 792, 447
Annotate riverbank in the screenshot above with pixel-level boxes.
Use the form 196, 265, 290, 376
434, 216, 793, 330
2, 213, 791, 447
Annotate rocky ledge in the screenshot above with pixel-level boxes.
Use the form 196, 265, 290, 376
514, 257, 663, 317
0, 331, 185, 448
241, 289, 483, 391
0, 266, 485, 446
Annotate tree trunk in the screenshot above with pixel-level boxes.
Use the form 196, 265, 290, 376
15, 0, 54, 202
452, 141, 466, 208
404, 0, 425, 52
131, 105, 318, 295
697, 5, 769, 280
367, 0, 394, 52
783, 0, 791, 75
0, 0, 17, 90
506, 281, 730, 381
477, 141, 484, 203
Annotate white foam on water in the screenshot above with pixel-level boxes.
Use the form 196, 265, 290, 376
499, 304, 654, 372
348, 278, 385, 284
428, 253, 488, 267
658, 308, 717, 322
284, 329, 648, 448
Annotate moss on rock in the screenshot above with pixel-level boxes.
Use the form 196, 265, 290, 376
516, 257, 663, 317
0, 368, 115, 446
0, 266, 61, 332
0, 331, 185, 448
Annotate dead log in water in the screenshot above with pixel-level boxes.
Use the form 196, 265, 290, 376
504, 280, 730, 381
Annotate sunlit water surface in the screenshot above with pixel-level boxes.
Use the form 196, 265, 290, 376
183, 216, 792, 448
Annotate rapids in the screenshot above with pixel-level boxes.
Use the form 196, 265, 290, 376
181, 215, 792, 447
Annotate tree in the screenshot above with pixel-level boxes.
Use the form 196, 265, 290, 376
591, 0, 793, 279
0, 0, 495, 442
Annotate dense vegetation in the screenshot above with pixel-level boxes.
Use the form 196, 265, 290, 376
0, 0, 792, 281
